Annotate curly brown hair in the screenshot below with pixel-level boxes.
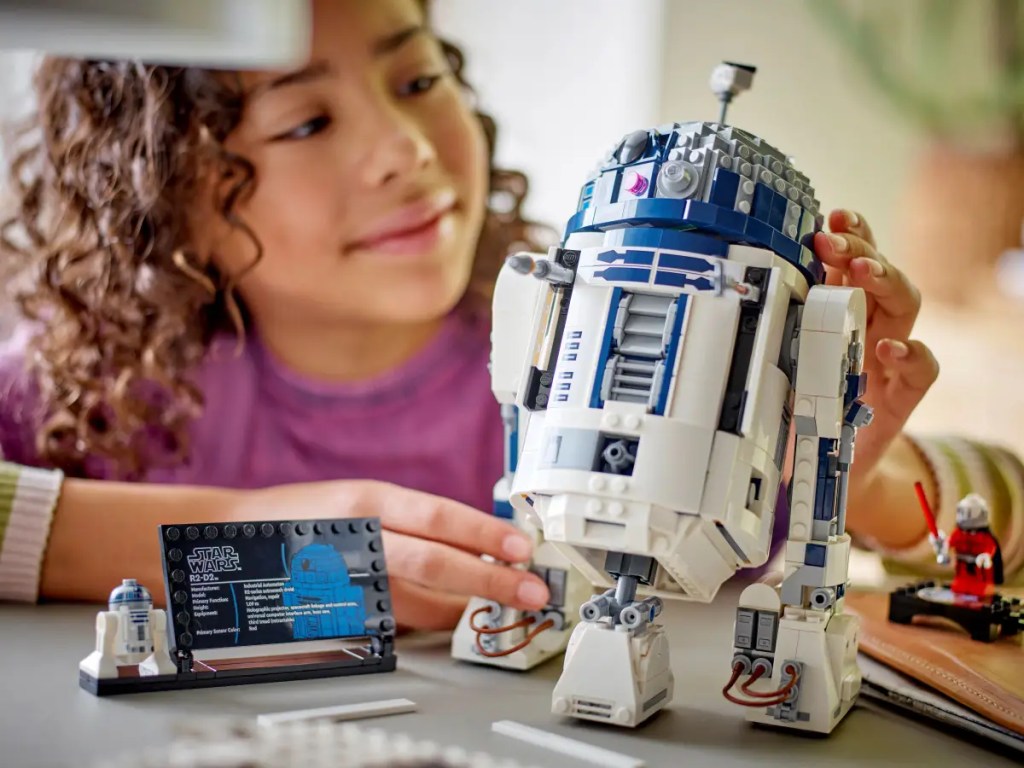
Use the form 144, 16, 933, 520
0, 23, 550, 480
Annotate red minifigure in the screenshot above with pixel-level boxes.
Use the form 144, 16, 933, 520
890, 483, 1020, 642
916, 484, 1004, 598
943, 494, 1003, 597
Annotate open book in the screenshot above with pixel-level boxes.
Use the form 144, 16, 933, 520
845, 589, 1023, 754
858, 653, 1022, 754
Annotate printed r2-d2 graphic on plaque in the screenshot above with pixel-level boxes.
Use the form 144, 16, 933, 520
284, 543, 368, 640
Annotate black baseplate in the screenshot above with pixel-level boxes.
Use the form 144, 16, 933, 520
888, 581, 1023, 643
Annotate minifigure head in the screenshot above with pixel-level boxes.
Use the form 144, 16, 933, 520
956, 494, 990, 530
108, 578, 153, 612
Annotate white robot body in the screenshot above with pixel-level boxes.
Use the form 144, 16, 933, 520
465, 118, 872, 734
508, 238, 806, 604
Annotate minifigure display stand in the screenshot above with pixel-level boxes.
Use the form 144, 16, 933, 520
887, 486, 1022, 643
79, 519, 398, 696
889, 581, 1023, 643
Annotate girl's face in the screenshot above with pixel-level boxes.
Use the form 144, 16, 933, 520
206, 0, 489, 330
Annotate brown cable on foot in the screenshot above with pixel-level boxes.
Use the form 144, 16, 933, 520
468, 605, 535, 634
740, 663, 800, 698
723, 662, 800, 707
474, 618, 555, 658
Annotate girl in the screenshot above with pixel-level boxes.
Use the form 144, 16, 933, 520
0, 0, 988, 630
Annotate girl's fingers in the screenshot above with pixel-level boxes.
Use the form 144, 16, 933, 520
817, 209, 879, 291
875, 338, 940, 419
352, 483, 534, 563
814, 230, 922, 344
389, 577, 468, 631
814, 230, 879, 318
827, 208, 876, 249
382, 530, 550, 611
813, 230, 880, 273
846, 256, 922, 343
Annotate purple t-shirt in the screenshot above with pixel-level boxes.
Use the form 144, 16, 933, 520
0, 311, 504, 511
0, 309, 786, 570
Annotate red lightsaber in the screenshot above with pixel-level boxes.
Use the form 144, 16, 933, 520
913, 481, 939, 538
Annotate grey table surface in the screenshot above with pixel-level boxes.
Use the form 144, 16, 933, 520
1, 583, 1019, 768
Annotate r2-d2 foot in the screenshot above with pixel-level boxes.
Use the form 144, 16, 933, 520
552, 561, 674, 727
727, 581, 860, 733
451, 500, 591, 671
452, 596, 571, 671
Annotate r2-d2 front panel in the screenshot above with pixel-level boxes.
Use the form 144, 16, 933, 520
509, 122, 825, 603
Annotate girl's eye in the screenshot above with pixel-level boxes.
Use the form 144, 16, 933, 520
272, 115, 331, 142
398, 73, 443, 97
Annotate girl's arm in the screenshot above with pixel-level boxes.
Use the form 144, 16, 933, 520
39, 478, 239, 602
844, 434, 932, 552
27, 476, 554, 631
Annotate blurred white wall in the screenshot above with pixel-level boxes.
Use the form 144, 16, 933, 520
0, 51, 37, 155
657, 0, 919, 258
433, 0, 667, 230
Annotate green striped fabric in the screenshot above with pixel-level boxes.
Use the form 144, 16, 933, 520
0, 461, 64, 602
0, 462, 23, 560
885, 435, 1024, 586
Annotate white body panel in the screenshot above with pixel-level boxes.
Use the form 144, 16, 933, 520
501, 239, 802, 604
492, 238, 868, 733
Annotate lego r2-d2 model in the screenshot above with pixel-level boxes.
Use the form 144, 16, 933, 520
476, 86, 873, 733
79, 578, 178, 680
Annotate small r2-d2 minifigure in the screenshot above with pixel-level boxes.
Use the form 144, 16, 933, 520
79, 578, 177, 679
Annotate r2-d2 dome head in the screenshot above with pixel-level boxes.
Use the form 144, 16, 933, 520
108, 578, 152, 612
564, 121, 825, 286
956, 494, 990, 530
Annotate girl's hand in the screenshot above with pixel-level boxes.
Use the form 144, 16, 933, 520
237, 480, 549, 631
812, 210, 939, 489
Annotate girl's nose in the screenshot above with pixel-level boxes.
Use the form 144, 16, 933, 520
357, 101, 437, 188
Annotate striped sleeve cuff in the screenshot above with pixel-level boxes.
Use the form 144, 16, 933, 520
881, 434, 1024, 585
983, 443, 1024, 582
0, 462, 63, 602
870, 433, 961, 574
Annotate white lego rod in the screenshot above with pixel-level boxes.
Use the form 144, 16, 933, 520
257, 698, 417, 727
491, 720, 646, 768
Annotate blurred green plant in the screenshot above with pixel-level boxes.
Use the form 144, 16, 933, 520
810, 0, 1024, 145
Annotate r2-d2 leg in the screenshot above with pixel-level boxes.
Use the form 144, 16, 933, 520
552, 554, 674, 727
727, 286, 871, 734
452, 405, 590, 670
450, 509, 591, 670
